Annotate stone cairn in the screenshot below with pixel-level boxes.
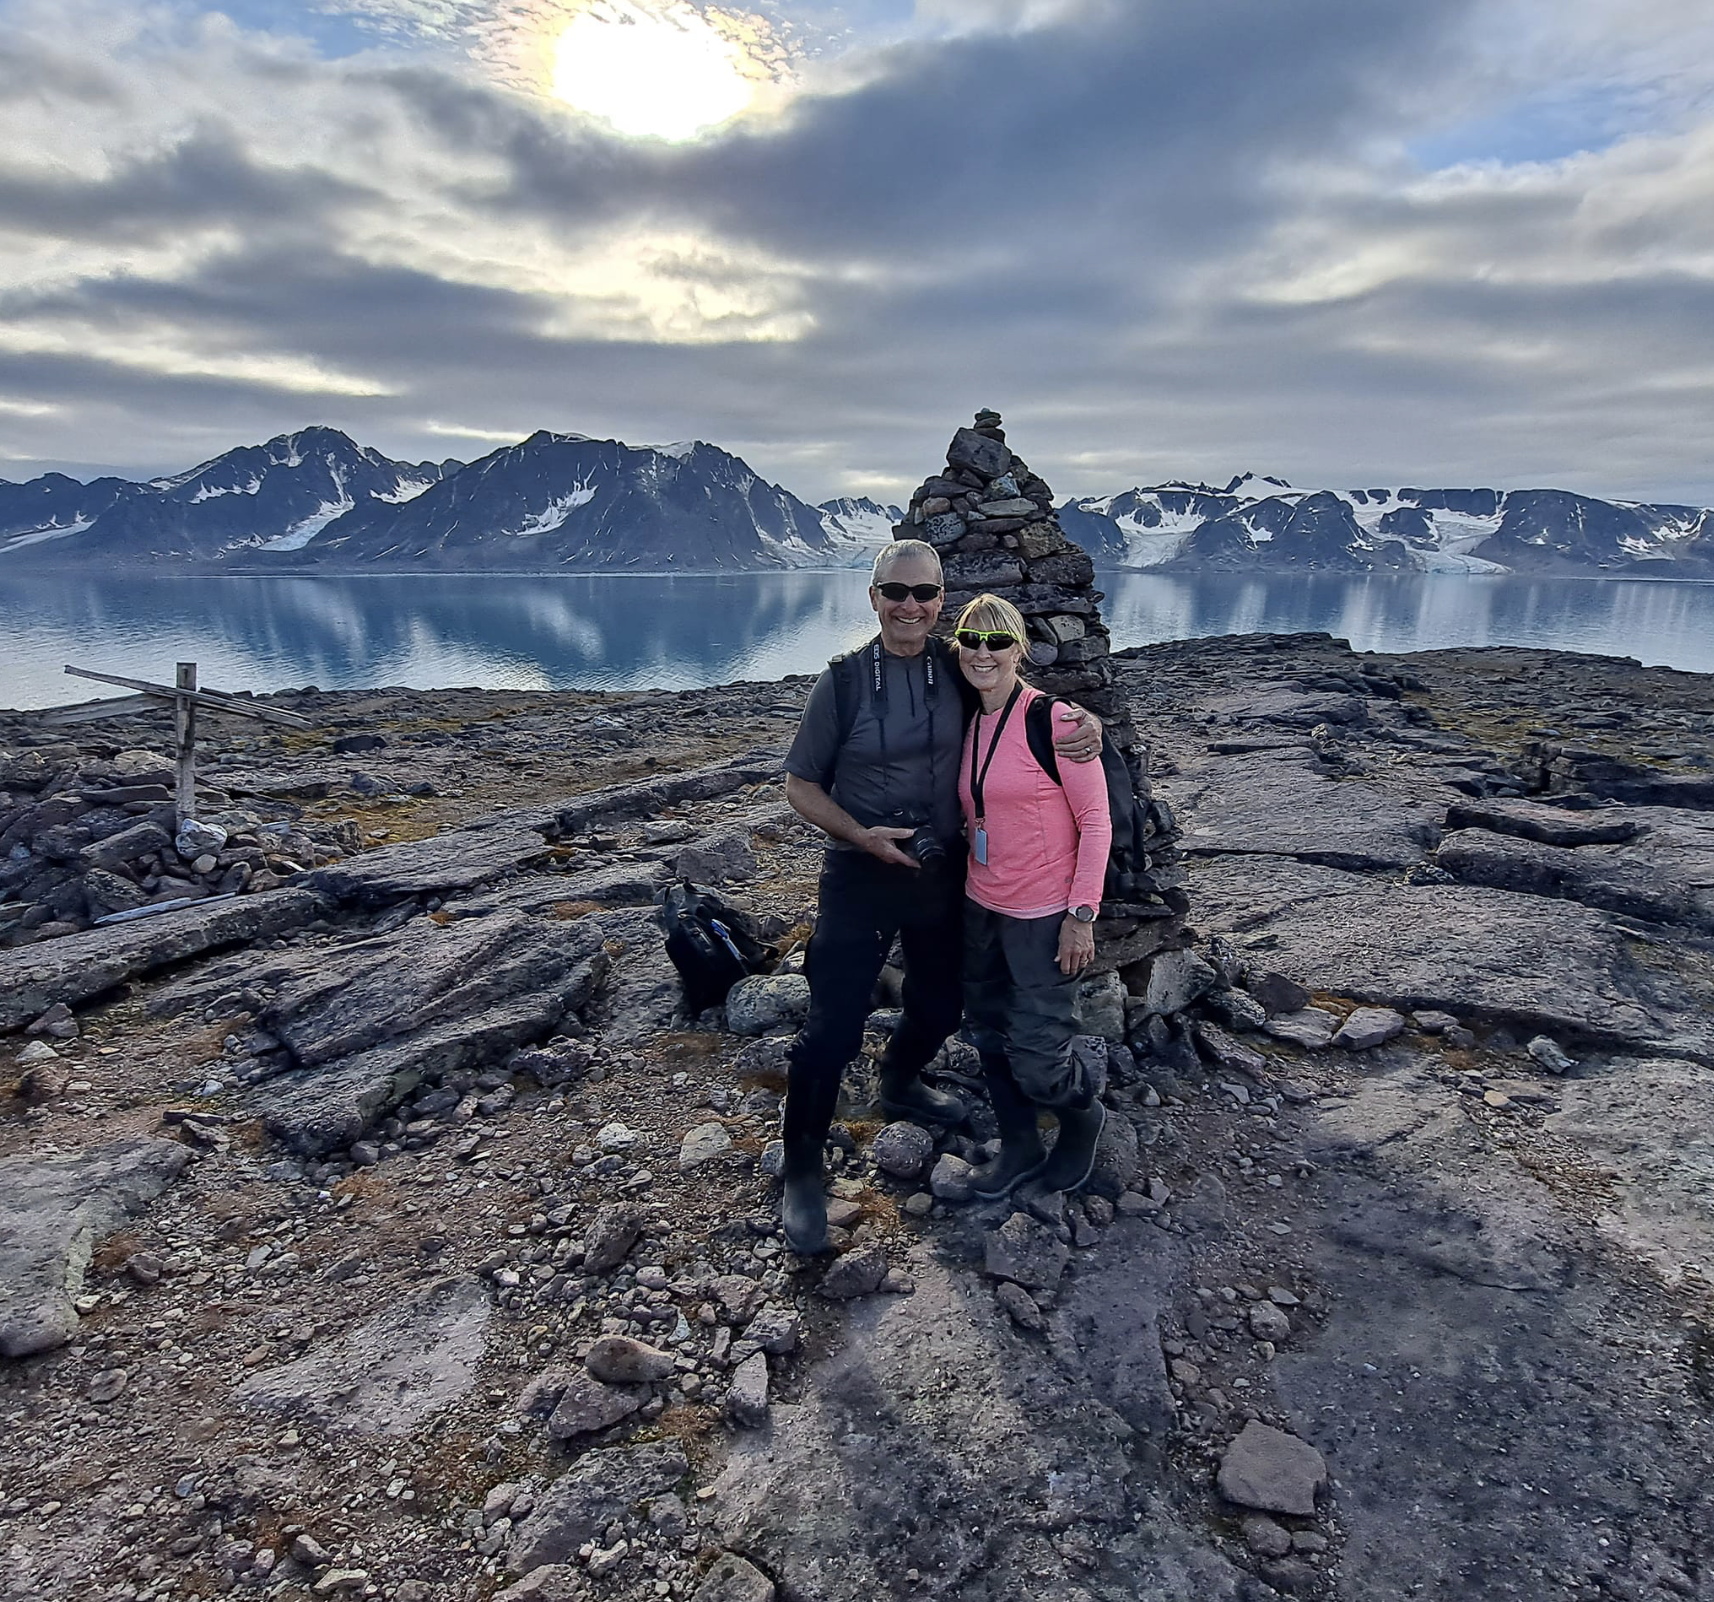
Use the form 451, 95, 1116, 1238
893, 410, 1192, 997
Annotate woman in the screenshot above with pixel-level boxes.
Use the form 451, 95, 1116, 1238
955, 593, 1112, 1199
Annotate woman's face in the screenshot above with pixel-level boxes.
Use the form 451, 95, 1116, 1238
957, 623, 1025, 696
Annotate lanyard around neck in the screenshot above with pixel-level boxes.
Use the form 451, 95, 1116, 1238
969, 683, 1023, 823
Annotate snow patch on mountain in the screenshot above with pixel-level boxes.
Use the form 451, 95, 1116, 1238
0, 517, 94, 554
259, 497, 356, 552
507, 480, 599, 537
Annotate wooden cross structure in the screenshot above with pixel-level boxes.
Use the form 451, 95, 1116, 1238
38, 663, 312, 828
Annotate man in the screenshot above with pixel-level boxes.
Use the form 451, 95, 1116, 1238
779, 539, 1101, 1253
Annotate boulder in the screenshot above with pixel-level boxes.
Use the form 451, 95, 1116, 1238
1249, 971, 1311, 1016
674, 831, 757, 885
1217, 1422, 1328, 1516
586, 1337, 676, 1385
871, 1121, 934, 1179
1074, 969, 1127, 1042
726, 1352, 771, 1429
725, 975, 810, 1037
1195, 1021, 1267, 1075
941, 551, 1026, 591
691, 1554, 776, 1602
817, 1247, 889, 1300
547, 1373, 645, 1439
583, 1204, 646, 1274
984, 1213, 1070, 1293
1139, 948, 1217, 1017
929, 1153, 975, 1202
679, 1122, 734, 1170
1333, 1007, 1406, 1050
946, 428, 1011, 480
1265, 1007, 1339, 1049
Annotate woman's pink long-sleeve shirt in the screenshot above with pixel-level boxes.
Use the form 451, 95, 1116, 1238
958, 685, 1111, 919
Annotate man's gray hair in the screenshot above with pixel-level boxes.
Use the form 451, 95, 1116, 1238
872, 539, 942, 585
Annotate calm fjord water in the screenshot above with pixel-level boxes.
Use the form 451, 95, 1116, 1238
2, 569, 1711, 711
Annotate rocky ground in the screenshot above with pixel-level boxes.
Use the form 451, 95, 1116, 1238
1, 635, 1712, 1602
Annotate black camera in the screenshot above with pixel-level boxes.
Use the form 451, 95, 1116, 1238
905, 825, 947, 867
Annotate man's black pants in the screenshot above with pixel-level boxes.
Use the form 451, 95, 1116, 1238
782, 849, 965, 1151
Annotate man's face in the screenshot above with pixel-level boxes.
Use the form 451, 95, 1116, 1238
869, 556, 944, 654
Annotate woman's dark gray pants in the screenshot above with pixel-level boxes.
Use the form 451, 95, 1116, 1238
962, 899, 1088, 1110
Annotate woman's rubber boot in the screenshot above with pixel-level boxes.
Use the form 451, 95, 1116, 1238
968, 1056, 1048, 1201
779, 1143, 829, 1255
1038, 1100, 1108, 1194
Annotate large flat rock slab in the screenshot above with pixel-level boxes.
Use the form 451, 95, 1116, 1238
260, 910, 607, 1070
1167, 751, 1448, 870
0, 1137, 192, 1358
1438, 828, 1712, 932
237, 1275, 489, 1434
249, 911, 609, 1154
296, 821, 556, 909
1192, 857, 1714, 1062
0, 888, 325, 1032
1277, 1056, 1714, 1599
710, 1239, 1240, 1601
1546, 1056, 1714, 1287
550, 751, 781, 836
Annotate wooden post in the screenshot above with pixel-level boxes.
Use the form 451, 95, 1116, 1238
174, 661, 198, 828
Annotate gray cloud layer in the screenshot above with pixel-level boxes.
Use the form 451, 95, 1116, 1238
2, 0, 1712, 505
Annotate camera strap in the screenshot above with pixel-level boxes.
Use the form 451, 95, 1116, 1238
969, 683, 1024, 826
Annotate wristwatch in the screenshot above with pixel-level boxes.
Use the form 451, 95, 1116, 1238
1069, 905, 1096, 924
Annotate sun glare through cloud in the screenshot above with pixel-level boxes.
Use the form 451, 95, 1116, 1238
551, 0, 759, 140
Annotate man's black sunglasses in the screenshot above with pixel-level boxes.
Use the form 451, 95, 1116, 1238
875, 582, 943, 602
956, 629, 1019, 651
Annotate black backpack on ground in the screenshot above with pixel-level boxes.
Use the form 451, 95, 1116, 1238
661, 880, 769, 1013
1023, 696, 1154, 904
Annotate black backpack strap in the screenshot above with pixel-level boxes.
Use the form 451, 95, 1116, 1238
830, 637, 878, 746
1024, 695, 1063, 786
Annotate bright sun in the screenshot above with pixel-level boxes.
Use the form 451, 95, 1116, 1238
552, 1, 755, 142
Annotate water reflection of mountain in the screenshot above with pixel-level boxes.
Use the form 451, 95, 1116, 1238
3, 571, 1711, 712
1098, 573, 1714, 674
0, 573, 885, 708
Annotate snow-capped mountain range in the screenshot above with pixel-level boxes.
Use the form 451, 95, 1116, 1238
2, 439, 1709, 577
0, 427, 456, 563
1058, 473, 1714, 576
0, 427, 856, 572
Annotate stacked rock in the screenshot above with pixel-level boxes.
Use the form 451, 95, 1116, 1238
898, 409, 1136, 752
893, 411, 1190, 971
0, 743, 359, 947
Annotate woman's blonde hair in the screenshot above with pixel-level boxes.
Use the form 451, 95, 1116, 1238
955, 592, 1028, 643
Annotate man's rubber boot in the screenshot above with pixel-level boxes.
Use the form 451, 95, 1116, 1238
1038, 1100, 1108, 1194
968, 1055, 1048, 1200
877, 1067, 968, 1127
780, 1144, 829, 1255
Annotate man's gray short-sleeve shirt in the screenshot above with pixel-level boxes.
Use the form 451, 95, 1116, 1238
785, 645, 966, 848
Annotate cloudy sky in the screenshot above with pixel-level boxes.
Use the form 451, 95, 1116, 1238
3, 0, 1713, 505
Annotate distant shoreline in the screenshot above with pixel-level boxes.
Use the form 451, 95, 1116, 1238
2, 564, 1712, 585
